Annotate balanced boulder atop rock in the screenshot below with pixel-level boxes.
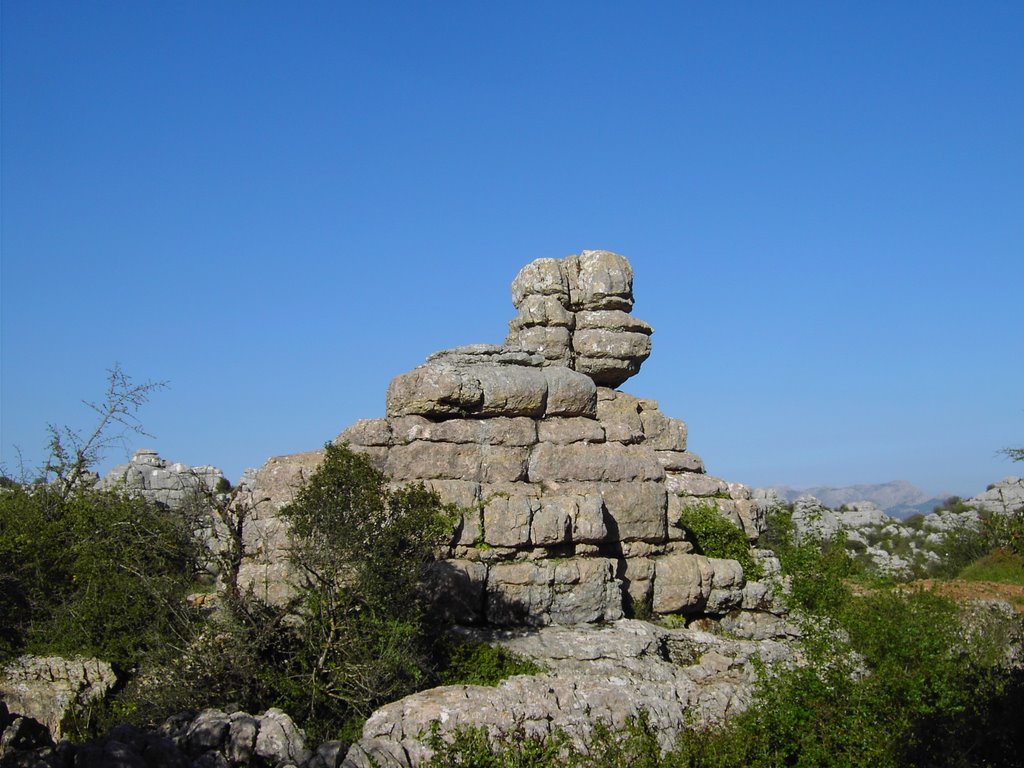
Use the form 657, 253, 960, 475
386, 251, 653, 423
508, 250, 652, 387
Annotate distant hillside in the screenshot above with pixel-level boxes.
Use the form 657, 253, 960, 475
765, 480, 949, 519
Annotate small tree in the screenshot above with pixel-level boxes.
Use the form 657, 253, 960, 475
0, 367, 197, 671
37, 364, 167, 497
277, 443, 457, 736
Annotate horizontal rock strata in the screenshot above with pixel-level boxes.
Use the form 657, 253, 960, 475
237, 250, 779, 627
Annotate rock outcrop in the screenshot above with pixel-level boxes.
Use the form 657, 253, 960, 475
772, 477, 1024, 578
100, 449, 228, 510
0, 656, 115, 741
236, 250, 778, 626
969, 476, 1024, 515
344, 619, 794, 767
0, 704, 323, 768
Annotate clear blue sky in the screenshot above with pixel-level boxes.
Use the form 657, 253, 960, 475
2, 2, 1022, 497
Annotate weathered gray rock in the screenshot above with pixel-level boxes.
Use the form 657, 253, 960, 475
256, 708, 309, 766
969, 476, 1024, 515
343, 620, 795, 767
385, 358, 597, 421
100, 449, 227, 510
504, 251, 651, 387
241, 251, 771, 627
0, 703, 54, 764
0, 705, 314, 768
485, 558, 623, 626
0, 656, 115, 740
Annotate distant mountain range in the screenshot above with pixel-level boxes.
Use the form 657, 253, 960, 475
763, 480, 951, 519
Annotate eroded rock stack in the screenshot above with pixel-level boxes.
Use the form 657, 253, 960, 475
503, 249, 652, 384
238, 250, 778, 627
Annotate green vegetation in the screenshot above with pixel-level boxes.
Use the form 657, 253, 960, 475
1001, 446, 1024, 464
903, 512, 925, 530
0, 368, 196, 670
0, 483, 200, 671
426, 505, 1024, 767
273, 443, 458, 734
933, 495, 975, 515
436, 640, 544, 687
116, 442, 463, 741
759, 505, 857, 614
959, 548, 1024, 585
1, 373, 546, 744
677, 501, 760, 579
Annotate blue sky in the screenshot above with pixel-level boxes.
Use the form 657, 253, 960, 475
2, 2, 1022, 497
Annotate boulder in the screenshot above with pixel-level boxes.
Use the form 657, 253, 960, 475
343, 620, 795, 767
0, 655, 115, 740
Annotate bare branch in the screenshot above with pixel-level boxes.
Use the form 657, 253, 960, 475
45, 363, 167, 497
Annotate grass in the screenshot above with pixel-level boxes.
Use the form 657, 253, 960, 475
958, 548, 1024, 586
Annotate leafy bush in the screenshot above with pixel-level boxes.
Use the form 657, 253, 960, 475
423, 722, 571, 768
984, 507, 1024, 559
0, 484, 200, 671
106, 443, 461, 741
105, 595, 302, 731
271, 443, 458, 738
904, 513, 926, 530
933, 495, 976, 515
436, 640, 543, 687
677, 501, 760, 579
926, 519, 992, 578
760, 506, 856, 615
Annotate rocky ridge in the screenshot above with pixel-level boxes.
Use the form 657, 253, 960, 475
763, 476, 1024, 578
100, 450, 229, 509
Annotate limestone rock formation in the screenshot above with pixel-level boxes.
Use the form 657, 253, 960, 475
100, 449, 227, 509
969, 476, 1024, 515
238, 250, 778, 627
342, 620, 795, 767
0, 703, 321, 768
505, 251, 652, 385
0, 655, 115, 740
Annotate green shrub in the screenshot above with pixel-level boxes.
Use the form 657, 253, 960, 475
0, 484, 200, 671
436, 640, 543, 687
934, 496, 976, 515
760, 506, 856, 616
904, 513, 926, 530
984, 507, 1024, 559
422, 722, 571, 768
107, 443, 461, 741
677, 501, 760, 579
272, 443, 458, 738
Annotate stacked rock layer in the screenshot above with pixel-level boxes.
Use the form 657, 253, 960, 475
240, 251, 775, 625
